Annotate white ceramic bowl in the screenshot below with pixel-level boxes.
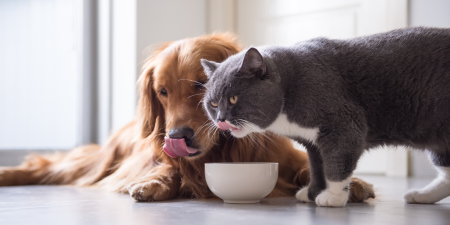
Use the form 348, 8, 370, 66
205, 163, 278, 203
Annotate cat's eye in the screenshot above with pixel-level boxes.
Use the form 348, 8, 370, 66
229, 96, 238, 104
211, 101, 218, 107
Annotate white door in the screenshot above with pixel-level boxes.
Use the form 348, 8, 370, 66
233, 0, 408, 176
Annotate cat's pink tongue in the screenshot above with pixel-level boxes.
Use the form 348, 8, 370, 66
217, 121, 238, 131
163, 137, 198, 158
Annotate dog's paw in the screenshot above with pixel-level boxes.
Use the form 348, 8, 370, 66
348, 177, 375, 202
127, 180, 172, 202
315, 189, 349, 207
404, 189, 436, 204
296, 186, 314, 202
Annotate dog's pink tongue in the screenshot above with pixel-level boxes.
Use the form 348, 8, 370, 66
163, 137, 198, 158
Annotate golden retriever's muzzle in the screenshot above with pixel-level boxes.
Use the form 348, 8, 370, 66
163, 127, 201, 158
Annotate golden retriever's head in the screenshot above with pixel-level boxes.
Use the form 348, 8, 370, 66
137, 34, 241, 159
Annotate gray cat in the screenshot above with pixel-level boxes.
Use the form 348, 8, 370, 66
201, 27, 450, 207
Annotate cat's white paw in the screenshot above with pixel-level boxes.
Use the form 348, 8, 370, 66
404, 189, 438, 204
314, 177, 351, 207
404, 168, 450, 204
315, 189, 349, 207
296, 186, 314, 202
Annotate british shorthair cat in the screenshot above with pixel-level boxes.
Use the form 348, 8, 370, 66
201, 27, 450, 207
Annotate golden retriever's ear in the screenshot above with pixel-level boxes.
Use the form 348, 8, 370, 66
136, 43, 172, 138
137, 66, 162, 138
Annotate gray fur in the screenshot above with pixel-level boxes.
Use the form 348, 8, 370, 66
202, 27, 450, 201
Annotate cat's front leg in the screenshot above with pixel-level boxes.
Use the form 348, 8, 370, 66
295, 142, 327, 203
313, 126, 365, 207
315, 177, 352, 207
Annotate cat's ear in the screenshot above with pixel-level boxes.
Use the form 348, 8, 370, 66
201, 59, 220, 78
238, 47, 267, 79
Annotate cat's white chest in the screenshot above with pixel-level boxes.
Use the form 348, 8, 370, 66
267, 113, 319, 144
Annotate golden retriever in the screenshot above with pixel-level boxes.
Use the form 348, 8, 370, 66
0, 34, 374, 202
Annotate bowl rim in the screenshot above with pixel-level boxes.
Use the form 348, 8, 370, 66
205, 162, 278, 165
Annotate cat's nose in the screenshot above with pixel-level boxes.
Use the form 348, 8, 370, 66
217, 110, 226, 122
168, 127, 194, 146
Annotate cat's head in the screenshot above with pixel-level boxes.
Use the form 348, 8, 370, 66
201, 47, 283, 138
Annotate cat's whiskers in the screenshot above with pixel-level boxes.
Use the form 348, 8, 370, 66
249, 132, 271, 152
250, 133, 264, 150
236, 119, 247, 130
193, 120, 212, 139
260, 132, 278, 147
187, 93, 205, 99
241, 120, 277, 146
197, 99, 205, 110
204, 125, 214, 142
178, 79, 205, 87
249, 133, 259, 147
248, 129, 261, 149
237, 119, 274, 152
205, 123, 216, 140
255, 116, 269, 122
202, 123, 212, 138
257, 109, 271, 120
204, 124, 217, 144
210, 125, 221, 145
237, 119, 257, 146
206, 122, 221, 144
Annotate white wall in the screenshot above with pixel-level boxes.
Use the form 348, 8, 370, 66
110, 0, 138, 133
136, 0, 207, 70
106, 0, 208, 134
0, 0, 209, 149
0, 0, 80, 150
409, 0, 450, 28
408, 0, 450, 177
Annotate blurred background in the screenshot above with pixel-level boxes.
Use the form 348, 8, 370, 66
0, 0, 449, 178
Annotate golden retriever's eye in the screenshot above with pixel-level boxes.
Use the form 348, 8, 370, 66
160, 88, 168, 96
210, 101, 218, 107
229, 96, 238, 104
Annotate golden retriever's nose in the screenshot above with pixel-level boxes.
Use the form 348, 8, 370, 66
168, 127, 194, 146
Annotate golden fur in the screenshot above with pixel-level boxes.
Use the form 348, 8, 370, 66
0, 34, 375, 202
